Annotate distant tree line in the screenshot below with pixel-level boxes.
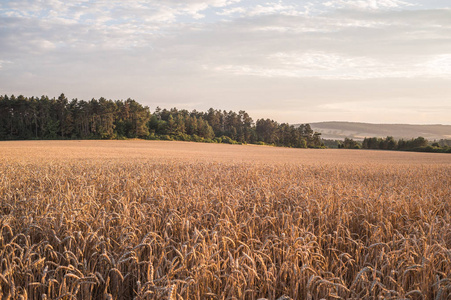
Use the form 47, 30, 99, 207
338, 136, 451, 153
0, 94, 323, 148
337, 138, 361, 149
437, 139, 451, 148
149, 107, 322, 147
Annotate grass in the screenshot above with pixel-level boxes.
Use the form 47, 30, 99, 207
0, 140, 450, 299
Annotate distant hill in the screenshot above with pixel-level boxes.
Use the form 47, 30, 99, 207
304, 122, 451, 141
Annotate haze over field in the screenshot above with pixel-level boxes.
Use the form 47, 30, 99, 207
1, 0, 451, 125
309, 122, 451, 140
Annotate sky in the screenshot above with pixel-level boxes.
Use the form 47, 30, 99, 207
1, 0, 450, 125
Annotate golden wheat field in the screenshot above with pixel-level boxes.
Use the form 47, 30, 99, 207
0, 140, 450, 300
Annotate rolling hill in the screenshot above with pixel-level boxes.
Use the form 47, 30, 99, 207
306, 122, 451, 141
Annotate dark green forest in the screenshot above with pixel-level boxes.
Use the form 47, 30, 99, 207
0, 94, 323, 148
2, 93, 449, 153
339, 136, 451, 153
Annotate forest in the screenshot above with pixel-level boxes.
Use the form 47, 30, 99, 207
339, 136, 451, 153
0, 94, 323, 148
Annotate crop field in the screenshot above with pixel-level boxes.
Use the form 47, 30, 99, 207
0, 140, 450, 299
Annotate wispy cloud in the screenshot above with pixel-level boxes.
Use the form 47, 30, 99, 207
420, 54, 451, 76
208, 52, 451, 80
323, 0, 415, 10
0, 0, 450, 124
0, 60, 9, 69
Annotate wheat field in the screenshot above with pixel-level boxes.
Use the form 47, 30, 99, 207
0, 140, 450, 299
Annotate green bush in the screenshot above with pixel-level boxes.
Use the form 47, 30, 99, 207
160, 135, 172, 141
219, 136, 235, 144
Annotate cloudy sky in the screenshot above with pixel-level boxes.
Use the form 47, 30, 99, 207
1, 0, 450, 124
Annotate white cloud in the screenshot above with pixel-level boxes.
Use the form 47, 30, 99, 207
323, 0, 414, 10
38, 40, 56, 50
217, 6, 246, 16
1, 0, 451, 124
272, 51, 378, 70
208, 51, 451, 80
419, 54, 451, 77
0, 0, 243, 28
247, 2, 301, 16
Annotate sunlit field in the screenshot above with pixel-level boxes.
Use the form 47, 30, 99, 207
1, 141, 450, 299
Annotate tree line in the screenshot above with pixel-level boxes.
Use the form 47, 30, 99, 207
0, 94, 323, 148
338, 136, 451, 153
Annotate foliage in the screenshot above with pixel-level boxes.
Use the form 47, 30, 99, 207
361, 136, 450, 153
150, 107, 322, 148
338, 137, 361, 149
322, 139, 342, 149
0, 94, 323, 148
0, 94, 151, 140
437, 139, 451, 147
